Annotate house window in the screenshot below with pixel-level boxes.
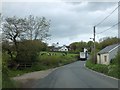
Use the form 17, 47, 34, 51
104, 56, 107, 62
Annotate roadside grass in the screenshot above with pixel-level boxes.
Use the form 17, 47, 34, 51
86, 60, 108, 74
2, 51, 77, 88
86, 59, 119, 79
2, 52, 20, 88
2, 71, 20, 88
8, 52, 77, 77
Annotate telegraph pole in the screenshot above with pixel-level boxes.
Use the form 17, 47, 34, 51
93, 26, 96, 63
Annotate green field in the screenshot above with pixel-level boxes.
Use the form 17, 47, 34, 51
7, 51, 78, 77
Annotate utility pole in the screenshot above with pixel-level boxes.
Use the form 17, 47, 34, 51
93, 26, 96, 63
90, 26, 96, 63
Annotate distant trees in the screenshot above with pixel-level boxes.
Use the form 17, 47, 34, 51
69, 41, 87, 53
69, 37, 120, 54
69, 41, 95, 53
98, 37, 119, 49
68, 37, 119, 64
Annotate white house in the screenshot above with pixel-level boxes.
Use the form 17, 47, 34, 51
59, 45, 68, 52
97, 44, 120, 65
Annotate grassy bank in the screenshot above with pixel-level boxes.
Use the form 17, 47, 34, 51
8, 52, 77, 77
2, 51, 77, 88
2, 52, 20, 88
86, 54, 120, 79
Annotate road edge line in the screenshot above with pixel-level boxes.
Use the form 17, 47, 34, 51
84, 63, 119, 81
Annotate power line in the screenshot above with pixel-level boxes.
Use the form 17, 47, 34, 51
96, 22, 120, 34
95, 4, 120, 27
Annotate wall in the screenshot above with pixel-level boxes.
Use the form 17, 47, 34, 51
97, 53, 109, 65
59, 46, 68, 51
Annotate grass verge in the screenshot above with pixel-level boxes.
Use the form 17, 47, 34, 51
86, 60, 119, 79
8, 52, 77, 77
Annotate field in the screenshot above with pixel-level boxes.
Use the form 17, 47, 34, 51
7, 51, 78, 77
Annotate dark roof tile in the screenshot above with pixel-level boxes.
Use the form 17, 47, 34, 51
98, 44, 120, 54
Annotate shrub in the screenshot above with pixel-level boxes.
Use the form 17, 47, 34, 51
2, 52, 18, 88
92, 64, 108, 74
107, 65, 119, 78
86, 60, 94, 69
16, 40, 41, 64
39, 53, 77, 67
39, 55, 61, 67
86, 60, 108, 74
31, 63, 48, 71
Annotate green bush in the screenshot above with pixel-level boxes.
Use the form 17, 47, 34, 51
86, 60, 108, 73
92, 64, 108, 74
86, 60, 94, 69
39, 52, 77, 67
107, 65, 119, 78
107, 52, 120, 78
16, 40, 41, 64
39, 55, 59, 66
2, 52, 18, 88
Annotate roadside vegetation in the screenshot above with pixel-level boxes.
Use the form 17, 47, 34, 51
86, 51, 120, 79
2, 51, 77, 88
8, 52, 77, 77
2, 52, 19, 88
2, 15, 50, 88
1, 14, 120, 88
2, 15, 78, 88
85, 37, 120, 79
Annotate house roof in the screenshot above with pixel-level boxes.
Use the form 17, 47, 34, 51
98, 44, 120, 54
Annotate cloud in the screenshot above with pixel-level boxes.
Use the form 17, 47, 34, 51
2, 1, 118, 46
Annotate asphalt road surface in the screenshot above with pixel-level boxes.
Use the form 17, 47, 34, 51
32, 61, 118, 88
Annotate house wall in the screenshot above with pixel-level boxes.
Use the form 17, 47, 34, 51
59, 46, 68, 51
97, 55, 100, 64
97, 53, 109, 65
109, 47, 118, 62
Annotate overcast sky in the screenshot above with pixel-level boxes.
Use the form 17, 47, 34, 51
2, 0, 118, 46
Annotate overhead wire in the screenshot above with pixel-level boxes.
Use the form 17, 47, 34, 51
96, 22, 120, 34
95, 4, 120, 27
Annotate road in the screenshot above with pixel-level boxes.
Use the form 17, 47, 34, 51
32, 61, 118, 88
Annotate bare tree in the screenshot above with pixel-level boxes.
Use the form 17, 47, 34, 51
2, 16, 28, 50
2, 15, 51, 54
26, 15, 51, 40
